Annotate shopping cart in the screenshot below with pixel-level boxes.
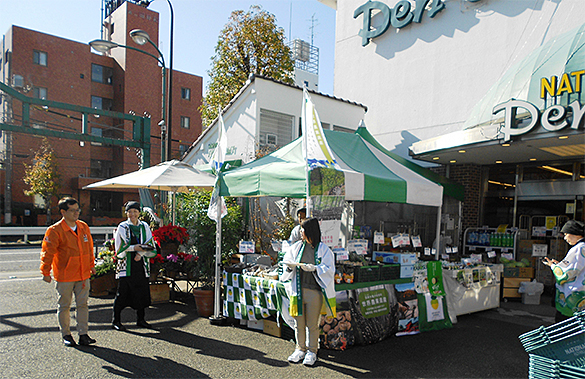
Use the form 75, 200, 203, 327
519, 311, 585, 377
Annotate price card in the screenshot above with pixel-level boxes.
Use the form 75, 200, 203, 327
239, 240, 255, 254
400, 234, 411, 246
446, 246, 453, 254
374, 232, 385, 244
441, 253, 449, 260
487, 251, 497, 258
469, 246, 476, 251
532, 244, 548, 257
452, 246, 458, 254
271, 240, 282, 252
424, 247, 431, 256
333, 247, 348, 261
470, 254, 482, 263
501, 252, 514, 260
431, 248, 437, 256
391, 234, 401, 248
411, 235, 422, 248
348, 239, 368, 254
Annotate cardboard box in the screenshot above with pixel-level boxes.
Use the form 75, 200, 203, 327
503, 267, 519, 277
503, 288, 521, 298
519, 267, 534, 278
150, 283, 170, 304
503, 277, 531, 288
263, 319, 281, 337
372, 251, 399, 264
247, 320, 264, 330
400, 264, 414, 278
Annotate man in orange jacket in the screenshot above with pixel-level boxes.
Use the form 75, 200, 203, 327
40, 197, 96, 347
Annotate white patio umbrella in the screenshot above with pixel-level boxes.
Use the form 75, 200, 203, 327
84, 160, 216, 223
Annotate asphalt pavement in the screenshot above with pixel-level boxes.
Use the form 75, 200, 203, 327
0, 246, 557, 378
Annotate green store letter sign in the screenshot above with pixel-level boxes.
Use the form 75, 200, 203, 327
354, 0, 448, 46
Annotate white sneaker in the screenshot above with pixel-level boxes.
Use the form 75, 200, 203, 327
287, 349, 306, 363
303, 351, 317, 366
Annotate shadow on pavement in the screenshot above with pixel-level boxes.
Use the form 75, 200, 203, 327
76, 345, 209, 378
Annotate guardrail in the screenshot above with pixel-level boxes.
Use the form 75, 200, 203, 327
0, 226, 116, 243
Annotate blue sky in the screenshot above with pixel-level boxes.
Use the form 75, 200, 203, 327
0, 0, 336, 94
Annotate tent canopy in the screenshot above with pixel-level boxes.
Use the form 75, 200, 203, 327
218, 127, 464, 206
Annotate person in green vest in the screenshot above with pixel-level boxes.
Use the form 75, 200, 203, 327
112, 201, 157, 331
543, 220, 585, 322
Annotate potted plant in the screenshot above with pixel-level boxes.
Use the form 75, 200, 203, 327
90, 246, 117, 296
152, 224, 189, 256
149, 253, 165, 281
177, 189, 244, 317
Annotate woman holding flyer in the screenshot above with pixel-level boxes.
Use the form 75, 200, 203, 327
281, 217, 336, 366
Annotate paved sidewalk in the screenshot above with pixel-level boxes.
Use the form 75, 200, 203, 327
0, 276, 555, 379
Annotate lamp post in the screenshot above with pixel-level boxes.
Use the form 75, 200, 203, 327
89, 31, 167, 162
138, 0, 174, 161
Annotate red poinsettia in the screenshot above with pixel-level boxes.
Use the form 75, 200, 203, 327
152, 224, 189, 246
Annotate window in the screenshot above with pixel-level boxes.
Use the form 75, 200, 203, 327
259, 109, 294, 148
179, 144, 189, 156
91, 64, 113, 84
33, 87, 47, 99
91, 95, 112, 110
12, 74, 23, 88
33, 50, 47, 66
90, 159, 112, 178
180, 116, 190, 129
181, 87, 191, 100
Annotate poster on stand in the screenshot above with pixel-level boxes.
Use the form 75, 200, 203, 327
395, 282, 420, 336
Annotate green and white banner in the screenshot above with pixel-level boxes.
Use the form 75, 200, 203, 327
222, 272, 287, 320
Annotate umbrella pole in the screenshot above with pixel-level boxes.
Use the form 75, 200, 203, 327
435, 205, 442, 260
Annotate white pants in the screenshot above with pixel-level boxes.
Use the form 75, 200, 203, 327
293, 288, 323, 353
55, 279, 90, 336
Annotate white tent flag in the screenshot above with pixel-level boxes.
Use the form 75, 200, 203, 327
302, 88, 341, 170
208, 110, 228, 221
209, 111, 228, 175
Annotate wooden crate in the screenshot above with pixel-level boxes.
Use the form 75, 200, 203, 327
150, 283, 170, 304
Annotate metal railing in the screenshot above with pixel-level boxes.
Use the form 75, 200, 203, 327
0, 226, 116, 243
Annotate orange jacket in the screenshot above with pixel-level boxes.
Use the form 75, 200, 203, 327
40, 219, 95, 282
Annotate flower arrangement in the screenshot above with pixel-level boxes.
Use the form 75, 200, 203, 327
92, 248, 116, 278
158, 252, 199, 277
152, 224, 189, 246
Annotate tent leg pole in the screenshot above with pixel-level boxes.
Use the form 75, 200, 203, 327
210, 196, 226, 325
435, 205, 442, 260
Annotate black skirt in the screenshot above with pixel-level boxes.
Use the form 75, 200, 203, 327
115, 252, 151, 310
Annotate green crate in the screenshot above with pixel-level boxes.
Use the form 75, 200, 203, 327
380, 263, 400, 280
354, 265, 380, 283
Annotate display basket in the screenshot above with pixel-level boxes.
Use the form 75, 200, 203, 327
379, 263, 400, 280
519, 311, 585, 367
354, 265, 380, 283
528, 354, 585, 379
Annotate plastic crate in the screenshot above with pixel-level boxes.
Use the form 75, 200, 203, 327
354, 265, 380, 283
519, 311, 585, 366
528, 354, 585, 379
379, 263, 400, 280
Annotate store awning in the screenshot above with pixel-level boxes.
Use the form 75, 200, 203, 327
465, 23, 585, 129
218, 127, 464, 205
411, 23, 585, 165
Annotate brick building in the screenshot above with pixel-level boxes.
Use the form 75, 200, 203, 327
1, 0, 203, 225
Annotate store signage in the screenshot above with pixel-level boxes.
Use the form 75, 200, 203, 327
540, 70, 585, 99
492, 99, 585, 141
354, 0, 450, 46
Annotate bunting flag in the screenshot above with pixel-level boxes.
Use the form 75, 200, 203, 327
207, 111, 228, 221
302, 88, 341, 170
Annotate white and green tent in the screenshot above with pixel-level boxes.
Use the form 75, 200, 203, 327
218, 126, 464, 205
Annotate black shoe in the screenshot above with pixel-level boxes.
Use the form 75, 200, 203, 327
112, 321, 126, 331
136, 320, 154, 329
78, 334, 96, 346
63, 335, 77, 347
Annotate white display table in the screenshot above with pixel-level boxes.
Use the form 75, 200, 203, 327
444, 264, 503, 316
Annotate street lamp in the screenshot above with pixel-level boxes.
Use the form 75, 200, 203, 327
89, 30, 168, 162
138, 0, 174, 162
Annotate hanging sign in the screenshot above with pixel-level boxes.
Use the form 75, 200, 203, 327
239, 241, 255, 254
374, 232, 385, 244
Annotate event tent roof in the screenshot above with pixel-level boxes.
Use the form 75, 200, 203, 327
218, 127, 464, 206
